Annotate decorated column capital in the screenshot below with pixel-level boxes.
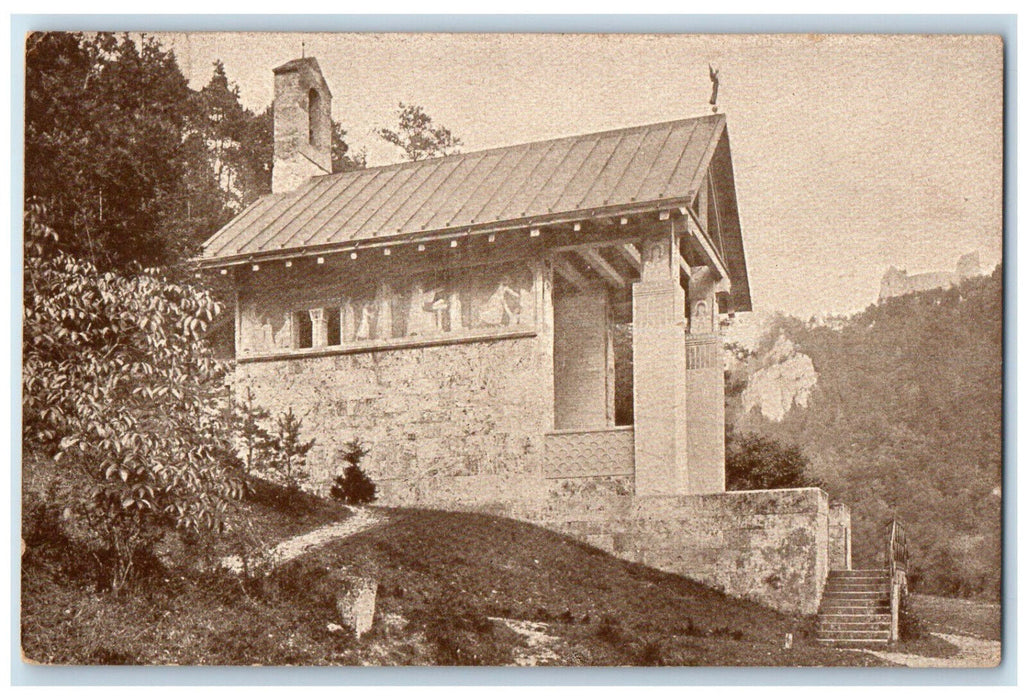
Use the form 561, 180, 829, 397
308, 307, 328, 347
639, 228, 677, 283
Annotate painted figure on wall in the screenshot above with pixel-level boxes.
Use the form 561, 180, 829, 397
407, 282, 440, 336
355, 301, 375, 340
252, 310, 290, 351
480, 276, 521, 326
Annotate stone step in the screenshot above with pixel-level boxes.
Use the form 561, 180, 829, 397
826, 577, 890, 585
818, 613, 891, 622
817, 638, 890, 648
824, 589, 890, 597
825, 582, 891, 591
820, 597, 890, 606
823, 588, 889, 596
818, 620, 892, 632
818, 566, 896, 649
816, 629, 891, 640
820, 599, 890, 610
818, 612, 892, 622
821, 591, 889, 600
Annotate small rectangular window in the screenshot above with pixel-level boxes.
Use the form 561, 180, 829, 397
294, 310, 313, 349
326, 307, 341, 346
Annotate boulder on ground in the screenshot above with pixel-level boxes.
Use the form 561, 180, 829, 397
331, 569, 377, 638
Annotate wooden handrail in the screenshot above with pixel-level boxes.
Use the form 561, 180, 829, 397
886, 518, 908, 643
887, 519, 908, 575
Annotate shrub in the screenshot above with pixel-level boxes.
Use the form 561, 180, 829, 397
725, 432, 819, 491
330, 439, 377, 505
635, 639, 666, 666
898, 594, 928, 641
594, 615, 625, 645
22, 206, 243, 591
416, 595, 514, 666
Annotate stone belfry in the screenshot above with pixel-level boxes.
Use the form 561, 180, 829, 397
272, 57, 333, 193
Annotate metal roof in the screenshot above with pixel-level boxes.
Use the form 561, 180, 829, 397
200, 112, 752, 310
202, 113, 734, 257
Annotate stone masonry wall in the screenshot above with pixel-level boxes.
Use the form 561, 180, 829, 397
516, 487, 831, 615
237, 334, 554, 510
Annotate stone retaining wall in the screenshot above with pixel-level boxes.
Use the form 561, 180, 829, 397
517, 487, 831, 615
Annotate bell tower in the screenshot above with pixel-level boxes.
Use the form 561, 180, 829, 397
272, 57, 333, 193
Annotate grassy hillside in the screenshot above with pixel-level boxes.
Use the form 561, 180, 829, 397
22, 503, 886, 666
730, 267, 1003, 598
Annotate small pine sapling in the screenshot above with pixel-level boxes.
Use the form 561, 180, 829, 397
269, 407, 315, 490
330, 438, 377, 505
233, 386, 272, 474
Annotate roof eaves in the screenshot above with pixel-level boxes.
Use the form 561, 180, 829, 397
196, 195, 693, 268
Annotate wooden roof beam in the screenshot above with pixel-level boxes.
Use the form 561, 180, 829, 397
551, 235, 642, 254
552, 255, 591, 292
577, 248, 626, 288
612, 242, 642, 272
681, 209, 730, 282
678, 253, 693, 281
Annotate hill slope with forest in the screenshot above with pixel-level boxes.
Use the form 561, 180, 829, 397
727, 266, 1003, 598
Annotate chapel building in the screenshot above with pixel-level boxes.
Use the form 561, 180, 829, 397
201, 58, 855, 618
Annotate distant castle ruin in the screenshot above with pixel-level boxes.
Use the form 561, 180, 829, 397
879, 252, 981, 301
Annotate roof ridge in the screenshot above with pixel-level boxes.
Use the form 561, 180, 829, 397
311, 112, 726, 184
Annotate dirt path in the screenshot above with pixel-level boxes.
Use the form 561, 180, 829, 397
220, 506, 386, 573
489, 618, 562, 666
864, 633, 1001, 668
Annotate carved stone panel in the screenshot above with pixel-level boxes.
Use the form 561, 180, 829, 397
543, 427, 635, 479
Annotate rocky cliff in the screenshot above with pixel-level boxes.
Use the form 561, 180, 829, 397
740, 335, 818, 422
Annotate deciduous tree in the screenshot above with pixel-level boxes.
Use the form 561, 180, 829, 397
377, 102, 462, 161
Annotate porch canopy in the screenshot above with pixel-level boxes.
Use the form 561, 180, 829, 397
199, 113, 751, 313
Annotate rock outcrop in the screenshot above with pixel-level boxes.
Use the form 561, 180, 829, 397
741, 336, 818, 422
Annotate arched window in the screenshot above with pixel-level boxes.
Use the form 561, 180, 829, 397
308, 88, 321, 147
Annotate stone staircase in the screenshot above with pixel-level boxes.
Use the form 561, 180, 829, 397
816, 569, 892, 647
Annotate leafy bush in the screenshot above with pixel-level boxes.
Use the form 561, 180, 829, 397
330, 439, 376, 505
725, 432, 819, 491
22, 206, 243, 591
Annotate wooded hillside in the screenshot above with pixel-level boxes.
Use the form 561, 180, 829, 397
729, 267, 1003, 599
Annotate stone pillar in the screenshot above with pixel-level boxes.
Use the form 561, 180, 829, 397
553, 286, 610, 430
684, 266, 725, 493
632, 227, 689, 496
309, 307, 328, 348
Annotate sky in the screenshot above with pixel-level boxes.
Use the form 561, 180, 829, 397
154, 32, 1004, 320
